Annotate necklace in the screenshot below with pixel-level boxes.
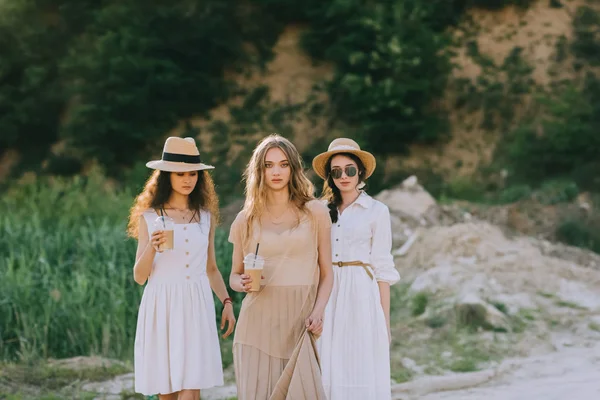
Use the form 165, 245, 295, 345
266, 204, 290, 225
166, 202, 189, 212
165, 203, 193, 222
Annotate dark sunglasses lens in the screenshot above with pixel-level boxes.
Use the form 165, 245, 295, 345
345, 166, 357, 177
330, 166, 357, 179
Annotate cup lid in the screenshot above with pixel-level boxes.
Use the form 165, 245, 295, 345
154, 215, 175, 228
244, 253, 264, 259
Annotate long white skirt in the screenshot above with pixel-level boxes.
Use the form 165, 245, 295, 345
134, 278, 224, 395
317, 266, 392, 400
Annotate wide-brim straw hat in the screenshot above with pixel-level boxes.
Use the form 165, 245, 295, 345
312, 138, 376, 180
146, 137, 214, 172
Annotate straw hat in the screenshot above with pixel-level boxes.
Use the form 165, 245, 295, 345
312, 138, 376, 180
146, 137, 214, 172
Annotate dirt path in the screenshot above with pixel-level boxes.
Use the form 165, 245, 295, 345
81, 342, 600, 399
393, 341, 600, 400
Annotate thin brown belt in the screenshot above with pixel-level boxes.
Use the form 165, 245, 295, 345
334, 261, 373, 280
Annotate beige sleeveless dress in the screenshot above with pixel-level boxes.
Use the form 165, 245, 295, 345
228, 201, 329, 400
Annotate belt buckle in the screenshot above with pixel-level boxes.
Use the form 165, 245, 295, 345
337, 261, 343, 267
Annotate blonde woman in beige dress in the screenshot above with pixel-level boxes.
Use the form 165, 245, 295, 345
229, 134, 333, 400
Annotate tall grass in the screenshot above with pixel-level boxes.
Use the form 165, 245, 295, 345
0, 171, 239, 366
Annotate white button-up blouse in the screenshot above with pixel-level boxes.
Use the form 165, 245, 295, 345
330, 192, 400, 284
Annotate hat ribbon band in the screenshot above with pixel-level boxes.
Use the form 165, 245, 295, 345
162, 152, 201, 163
329, 145, 360, 152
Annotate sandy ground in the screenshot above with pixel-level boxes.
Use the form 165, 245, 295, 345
85, 341, 600, 400
394, 341, 600, 400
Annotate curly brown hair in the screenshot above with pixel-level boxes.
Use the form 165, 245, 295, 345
127, 169, 220, 238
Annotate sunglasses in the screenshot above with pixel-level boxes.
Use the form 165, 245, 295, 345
330, 165, 358, 179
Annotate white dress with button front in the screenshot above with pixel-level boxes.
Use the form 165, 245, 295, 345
317, 192, 400, 400
134, 209, 223, 395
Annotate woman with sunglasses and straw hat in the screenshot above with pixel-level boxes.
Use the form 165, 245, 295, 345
127, 137, 236, 400
312, 138, 400, 400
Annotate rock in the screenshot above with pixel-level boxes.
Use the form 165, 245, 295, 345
376, 176, 438, 224
401, 357, 424, 375
455, 293, 511, 332
402, 175, 419, 188
376, 176, 445, 248
82, 373, 134, 398
409, 263, 460, 294
47, 356, 126, 371
392, 368, 499, 397
528, 237, 600, 271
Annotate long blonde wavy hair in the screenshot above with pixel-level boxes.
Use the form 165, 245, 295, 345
241, 134, 314, 244
127, 169, 220, 238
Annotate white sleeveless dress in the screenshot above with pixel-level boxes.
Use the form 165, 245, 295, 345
134, 209, 224, 395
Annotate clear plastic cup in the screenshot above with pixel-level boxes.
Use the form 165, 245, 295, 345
153, 216, 175, 252
243, 253, 265, 292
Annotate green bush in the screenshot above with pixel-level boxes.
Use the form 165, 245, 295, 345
1, 0, 541, 185
507, 75, 600, 188
572, 6, 600, 65
0, 0, 268, 175
556, 218, 600, 254
535, 180, 579, 205
0, 0, 71, 165
497, 184, 532, 204
411, 292, 430, 317
60, 1, 246, 172
300, 0, 454, 154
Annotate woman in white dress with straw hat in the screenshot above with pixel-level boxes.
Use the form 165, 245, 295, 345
127, 137, 236, 400
313, 138, 400, 400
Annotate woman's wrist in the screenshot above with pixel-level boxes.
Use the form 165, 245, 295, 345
146, 242, 157, 255
311, 304, 325, 315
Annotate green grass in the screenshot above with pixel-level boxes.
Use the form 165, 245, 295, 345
555, 300, 587, 310
389, 284, 513, 379
0, 170, 239, 368
391, 365, 413, 383
0, 395, 96, 400
0, 361, 130, 390
537, 291, 556, 299
448, 357, 478, 373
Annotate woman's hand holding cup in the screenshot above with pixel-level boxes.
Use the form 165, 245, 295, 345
151, 230, 167, 252
238, 274, 253, 293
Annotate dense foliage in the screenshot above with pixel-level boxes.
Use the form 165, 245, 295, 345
504, 5, 600, 191
1, 0, 541, 177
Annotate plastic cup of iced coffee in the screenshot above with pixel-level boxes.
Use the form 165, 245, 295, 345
243, 253, 265, 292
153, 216, 175, 252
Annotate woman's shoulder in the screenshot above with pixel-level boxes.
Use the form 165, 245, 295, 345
305, 199, 330, 220
306, 199, 328, 212
230, 210, 248, 227
140, 208, 157, 218
366, 195, 391, 217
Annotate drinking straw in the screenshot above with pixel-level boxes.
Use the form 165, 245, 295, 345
252, 243, 260, 267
